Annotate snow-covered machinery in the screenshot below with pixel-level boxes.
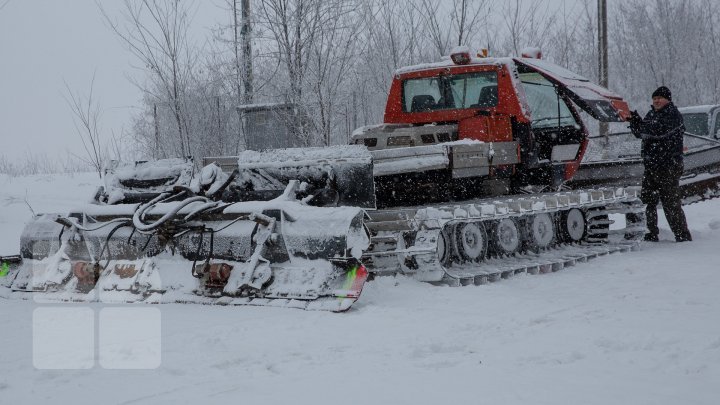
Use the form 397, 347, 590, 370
2, 48, 649, 311
2, 156, 372, 311
348, 48, 646, 284
210, 49, 646, 286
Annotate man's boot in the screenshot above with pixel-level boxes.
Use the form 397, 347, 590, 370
643, 233, 659, 242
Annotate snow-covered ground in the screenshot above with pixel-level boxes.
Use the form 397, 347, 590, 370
1, 173, 719, 405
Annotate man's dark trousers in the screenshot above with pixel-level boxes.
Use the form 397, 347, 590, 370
641, 161, 691, 240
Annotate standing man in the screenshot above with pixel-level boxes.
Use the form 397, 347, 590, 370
629, 86, 692, 242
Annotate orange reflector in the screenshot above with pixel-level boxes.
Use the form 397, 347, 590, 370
114, 264, 138, 279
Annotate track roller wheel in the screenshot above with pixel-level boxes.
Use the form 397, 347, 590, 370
437, 230, 452, 266
454, 222, 488, 262
494, 218, 521, 255
560, 208, 586, 242
529, 213, 555, 249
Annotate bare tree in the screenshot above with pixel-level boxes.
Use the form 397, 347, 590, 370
99, 0, 197, 157
701, 0, 720, 102
450, 0, 488, 48
353, 0, 417, 127
256, 0, 334, 145
500, 0, 557, 57
414, 0, 452, 57
306, 0, 362, 145
357, 0, 420, 92
412, 0, 488, 58
546, 1, 582, 68
612, 0, 716, 107
63, 74, 105, 178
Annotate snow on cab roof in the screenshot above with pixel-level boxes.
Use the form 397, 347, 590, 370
394, 54, 592, 83
394, 56, 514, 76
678, 104, 720, 114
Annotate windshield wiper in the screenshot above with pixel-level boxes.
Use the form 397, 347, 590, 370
533, 116, 573, 124
520, 81, 554, 87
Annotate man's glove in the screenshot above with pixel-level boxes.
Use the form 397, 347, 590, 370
628, 110, 642, 138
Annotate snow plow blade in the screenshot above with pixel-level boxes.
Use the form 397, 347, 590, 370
203, 145, 376, 209
2, 161, 371, 312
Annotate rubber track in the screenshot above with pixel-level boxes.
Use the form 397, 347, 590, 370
681, 176, 720, 206
363, 187, 645, 287
439, 241, 640, 286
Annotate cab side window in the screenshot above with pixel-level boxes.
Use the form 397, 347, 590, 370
402, 71, 498, 113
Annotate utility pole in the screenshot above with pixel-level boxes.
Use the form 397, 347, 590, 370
598, 0, 609, 143
234, 0, 253, 152
241, 0, 253, 105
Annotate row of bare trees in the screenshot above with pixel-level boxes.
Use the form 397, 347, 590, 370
613, 0, 720, 108
81, 0, 720, 168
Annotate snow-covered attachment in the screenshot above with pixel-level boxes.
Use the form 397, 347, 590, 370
99, 158, 195, 204
203, 145, 376, 209
3, 167, 370, 312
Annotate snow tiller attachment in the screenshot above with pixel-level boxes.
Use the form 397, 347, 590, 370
204, 145, 376, 209
2, 152, 372, 312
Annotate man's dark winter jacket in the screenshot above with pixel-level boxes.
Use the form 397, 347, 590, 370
630, 102, 685, 169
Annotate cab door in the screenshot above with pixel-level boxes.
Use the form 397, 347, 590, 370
513, 57, 630, 122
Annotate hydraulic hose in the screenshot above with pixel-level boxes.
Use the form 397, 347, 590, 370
132, 192, 210, 232
56, 217, 131, 232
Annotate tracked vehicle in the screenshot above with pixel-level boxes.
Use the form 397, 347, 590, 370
204, 48, 646, 290
2, 48, 647, 311
347, 47, 645, 284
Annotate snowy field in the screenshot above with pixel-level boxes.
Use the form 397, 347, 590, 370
1, 172, 720, 405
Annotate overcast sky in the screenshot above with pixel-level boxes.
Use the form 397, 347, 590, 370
0, 0, 223, 164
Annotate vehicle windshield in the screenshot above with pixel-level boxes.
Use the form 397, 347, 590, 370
682, 113, 709, 136
402, 71, 499, 112
519, 72, 579, 129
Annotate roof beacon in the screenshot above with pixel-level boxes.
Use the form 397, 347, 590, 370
450, 46, 471, 65
521, 47, 542, 59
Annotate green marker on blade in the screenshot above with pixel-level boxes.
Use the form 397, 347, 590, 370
0, 262, 8, 277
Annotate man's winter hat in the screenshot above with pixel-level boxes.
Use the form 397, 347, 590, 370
652, 86, 672, 101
